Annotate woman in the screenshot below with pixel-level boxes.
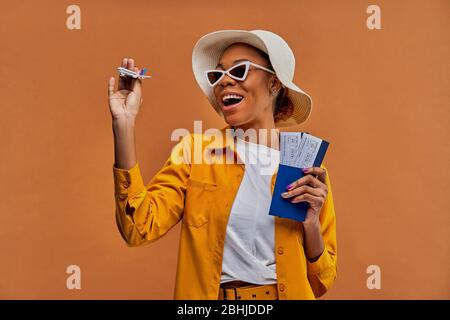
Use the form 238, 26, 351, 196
108, 30, 337, 300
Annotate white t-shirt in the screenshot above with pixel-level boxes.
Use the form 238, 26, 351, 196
220, 137, 280, 285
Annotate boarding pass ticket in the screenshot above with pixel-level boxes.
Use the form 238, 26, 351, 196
280, 132, 325, 168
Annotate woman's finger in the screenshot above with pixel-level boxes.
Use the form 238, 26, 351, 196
133, 66, 142, 97
126, 58, 136, 91
281, 184, 325, 199
108, 76, 115, 97
303, 167, 327, 184
118, 57, 128, 91
286, 173, 327, 192
291, 193, 322, 205
128, 58, 135, 70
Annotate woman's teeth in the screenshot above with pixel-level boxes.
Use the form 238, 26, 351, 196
222, 94, 244, 106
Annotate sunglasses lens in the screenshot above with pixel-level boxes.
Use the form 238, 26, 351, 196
207, 71, 223, 85
229, 64, 247, 79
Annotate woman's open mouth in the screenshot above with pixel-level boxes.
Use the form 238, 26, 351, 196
221, 94, 244, 111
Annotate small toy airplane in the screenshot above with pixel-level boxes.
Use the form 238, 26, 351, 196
117, 67, 152, 79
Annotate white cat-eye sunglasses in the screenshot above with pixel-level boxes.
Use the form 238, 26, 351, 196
204, 60, 275, 87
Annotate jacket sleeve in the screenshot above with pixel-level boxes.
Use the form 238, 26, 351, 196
306, 163, 338, 298
112, 134, 193, 247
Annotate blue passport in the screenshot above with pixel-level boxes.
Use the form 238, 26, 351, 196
269, 138, 329, 222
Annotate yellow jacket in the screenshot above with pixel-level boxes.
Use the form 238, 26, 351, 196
113, 126, 337, 299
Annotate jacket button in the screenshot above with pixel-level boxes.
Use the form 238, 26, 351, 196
279, 284, 285, 292
277, 247, 284, 255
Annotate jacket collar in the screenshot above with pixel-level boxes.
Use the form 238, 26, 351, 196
202, 124, 279, 184
204, 124, 238, 153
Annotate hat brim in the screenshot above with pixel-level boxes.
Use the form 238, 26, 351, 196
192, 30, 312, 127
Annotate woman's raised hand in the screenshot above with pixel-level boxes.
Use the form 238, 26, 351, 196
108, 58, 143, 120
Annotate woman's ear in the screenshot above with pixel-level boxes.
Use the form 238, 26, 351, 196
269, 76, 282, 95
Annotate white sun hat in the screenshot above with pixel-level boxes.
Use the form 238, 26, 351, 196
192, 29, 312, 127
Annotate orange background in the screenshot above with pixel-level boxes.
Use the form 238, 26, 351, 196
0, 0, 449, 299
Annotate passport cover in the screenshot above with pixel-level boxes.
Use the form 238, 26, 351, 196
269, 140, 329, 222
